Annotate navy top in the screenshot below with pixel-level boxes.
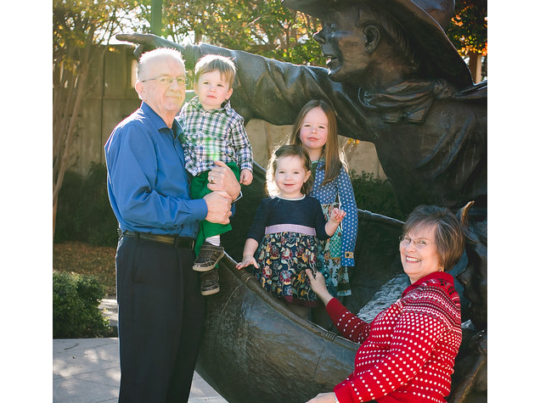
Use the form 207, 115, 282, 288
104, 102, 208, 237
246, 196, 330, 244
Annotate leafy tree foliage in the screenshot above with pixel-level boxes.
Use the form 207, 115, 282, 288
53, 0, 136, 235
447, 0, 488, 56
133, 0, 326, 66
152, 0, 486, 68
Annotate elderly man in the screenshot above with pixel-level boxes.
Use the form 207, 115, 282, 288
118, 0, 486, 217
104, 48, 240, 402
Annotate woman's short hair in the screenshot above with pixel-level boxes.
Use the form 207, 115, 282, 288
403, 205, 465, 271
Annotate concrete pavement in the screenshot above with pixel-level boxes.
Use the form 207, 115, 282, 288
53, 299, 228, 402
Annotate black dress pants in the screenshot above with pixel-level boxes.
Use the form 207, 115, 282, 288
115, 236, 205, 403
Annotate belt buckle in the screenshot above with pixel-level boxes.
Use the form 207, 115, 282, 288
176, 237, 194, 250
172, 236, 188, 249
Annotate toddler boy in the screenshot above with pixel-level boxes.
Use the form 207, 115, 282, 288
179, 54, 253, 296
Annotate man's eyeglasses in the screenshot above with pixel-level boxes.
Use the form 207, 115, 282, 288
142, 76, 187, 86
399, 235, 431, 249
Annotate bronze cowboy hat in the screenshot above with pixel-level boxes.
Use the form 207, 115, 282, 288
281, 0, 474, 89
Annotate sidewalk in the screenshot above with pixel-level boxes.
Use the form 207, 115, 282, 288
53, 299, 228, 402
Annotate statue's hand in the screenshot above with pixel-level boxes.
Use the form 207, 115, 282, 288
115, 33, 183, 58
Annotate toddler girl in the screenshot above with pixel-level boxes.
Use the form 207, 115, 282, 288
236, 145, 345, 319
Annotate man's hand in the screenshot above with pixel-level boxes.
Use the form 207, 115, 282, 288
115, 33, 184, 57
203, 191, 232, 225
207, 161, 241, 200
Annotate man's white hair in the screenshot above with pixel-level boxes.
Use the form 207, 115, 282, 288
137, 48, 185, 81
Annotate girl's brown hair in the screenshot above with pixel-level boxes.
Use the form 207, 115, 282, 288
266, 145, 313, 197
286, 100, 344, 186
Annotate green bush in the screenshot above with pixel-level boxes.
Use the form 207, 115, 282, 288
54, 162, 118, 247
53, 271, 114, 338
350, 171, 406, 221
54, 170, 85, 243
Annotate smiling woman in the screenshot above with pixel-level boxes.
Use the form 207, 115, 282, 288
400, 226, 441, 283
400, 204, 466, 283
306, 204, 465, 403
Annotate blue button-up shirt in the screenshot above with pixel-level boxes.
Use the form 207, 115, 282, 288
104, 102, 208, 238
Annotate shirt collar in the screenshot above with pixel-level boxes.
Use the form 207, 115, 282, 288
312, 158, 325, 170
402, 271, 454, 298
141, 102, 171, 131
141, 102, 182, 139
172, 118, 183, 140
276, 195, 306, 201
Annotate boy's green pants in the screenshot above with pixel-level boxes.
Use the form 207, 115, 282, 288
190, 162, 240, 255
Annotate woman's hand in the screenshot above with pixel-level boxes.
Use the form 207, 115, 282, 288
306, 269, 334, 306
208, 161, 241, 200
306, 392, 336, 403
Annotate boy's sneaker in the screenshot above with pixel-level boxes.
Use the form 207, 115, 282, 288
193, 243, 224, 272
201, 269, 220, 296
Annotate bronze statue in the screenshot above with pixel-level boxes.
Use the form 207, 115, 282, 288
117, 1, 487, 402
449, 201, 487, 403
118, 0, 487, 216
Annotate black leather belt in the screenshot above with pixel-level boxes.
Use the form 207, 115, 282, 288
122, 231, 195, 250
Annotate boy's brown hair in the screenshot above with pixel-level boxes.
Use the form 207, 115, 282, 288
194, 54, 236, 87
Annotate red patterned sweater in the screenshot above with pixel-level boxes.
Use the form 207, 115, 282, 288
327, 272, 461, 403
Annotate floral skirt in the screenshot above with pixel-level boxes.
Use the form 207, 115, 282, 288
317, 203, 351, 297
253, 231, 319, 307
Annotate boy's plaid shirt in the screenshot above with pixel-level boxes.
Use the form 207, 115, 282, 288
178, 97, 253, 176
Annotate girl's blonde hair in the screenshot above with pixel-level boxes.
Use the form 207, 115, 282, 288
286, 100, 345, 186
266, 145, 313, 197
